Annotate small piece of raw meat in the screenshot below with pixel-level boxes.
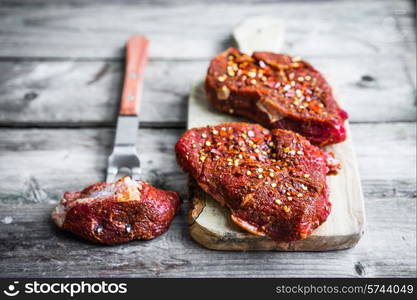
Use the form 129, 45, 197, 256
52, 177, 181, 245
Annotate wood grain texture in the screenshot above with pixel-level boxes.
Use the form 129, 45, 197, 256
0, 129, 186, 204
0, 195, 414, 278
0, 124, 414, 205
0, 60, 204, 127
0, 53, 415, 126
0, 0, 414, 126
0, 124, 415, 277
0, 0, 414, 59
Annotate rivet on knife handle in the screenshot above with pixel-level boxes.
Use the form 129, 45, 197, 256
120, 35, 149, 116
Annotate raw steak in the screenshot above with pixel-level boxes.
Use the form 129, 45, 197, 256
176, 123, 339, 242
205, 48, 348, 146
52, 176, 181, 244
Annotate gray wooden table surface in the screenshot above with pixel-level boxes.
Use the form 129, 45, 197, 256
0, 0, 415, 278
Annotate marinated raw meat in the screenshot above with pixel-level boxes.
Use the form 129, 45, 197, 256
176, 122, 339, 242
205, 48, 348, 146
52, 177, 181, 244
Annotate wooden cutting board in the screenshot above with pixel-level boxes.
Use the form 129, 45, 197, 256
187, 17, 365, 251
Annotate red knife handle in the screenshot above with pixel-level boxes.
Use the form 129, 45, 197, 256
119, 35, 149, 116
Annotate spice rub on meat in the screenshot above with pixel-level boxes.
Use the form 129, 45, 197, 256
52, 177, 181, 245
176, 123, 340, 242
205, 48, 348, 146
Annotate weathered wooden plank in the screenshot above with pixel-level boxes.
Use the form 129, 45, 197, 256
0, 123, 414, 205
0, 0, 325, 5
0, 123, 415, 277
0, 60, 203, 127
0, 196, 414, 277
0, 0, 414, 59
0, 54, 415, 126
0, 128, 186, 204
